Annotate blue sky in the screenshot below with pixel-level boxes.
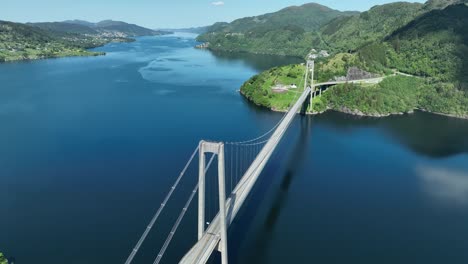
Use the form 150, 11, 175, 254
1, 0, 426, 28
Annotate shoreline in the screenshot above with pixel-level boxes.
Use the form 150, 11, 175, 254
0, 51, 106, 64
0, 36, 141, 64
241, 91, 468, 121
273, 105, 468, 120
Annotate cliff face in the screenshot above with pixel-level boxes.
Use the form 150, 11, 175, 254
346, 67, 379, 81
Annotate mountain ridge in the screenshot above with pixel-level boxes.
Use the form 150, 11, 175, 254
197, 2, 358, 57
29, 19, 169, 38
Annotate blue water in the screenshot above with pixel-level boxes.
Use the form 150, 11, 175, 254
1, 33, 468, 264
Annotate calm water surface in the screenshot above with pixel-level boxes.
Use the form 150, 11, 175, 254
1, 33, 468, 264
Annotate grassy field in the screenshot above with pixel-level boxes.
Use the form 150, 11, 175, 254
240, 64, 307, 111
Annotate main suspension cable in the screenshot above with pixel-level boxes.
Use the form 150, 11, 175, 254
125, 145, 200, 264
153, 154, 216, 264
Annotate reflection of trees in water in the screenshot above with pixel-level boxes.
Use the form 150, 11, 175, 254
209, 50, 302, 72
314, 110, 468, 158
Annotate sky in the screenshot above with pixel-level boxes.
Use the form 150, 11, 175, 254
1, 0, 426, 29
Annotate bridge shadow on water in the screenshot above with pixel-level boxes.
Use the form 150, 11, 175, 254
224, 115, 314, 264
208, 50, 303, 72
300, 93, 311, 115
261, 116, 313, 230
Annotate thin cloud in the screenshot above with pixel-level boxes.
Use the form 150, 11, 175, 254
417, 165, 468, 205
211, 1, 225, 6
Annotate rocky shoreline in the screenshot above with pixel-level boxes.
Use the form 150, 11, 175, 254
0, 51, 105, 63
250, 94, 468, 120
195, 42, 210, 49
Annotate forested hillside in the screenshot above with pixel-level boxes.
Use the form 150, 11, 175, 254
28, 22, 99, 35
197, 3, 357, 57
93, 20, 166, 36
238, 0, 468, 119
386, 4, 468, 86
320, 2, 424, 52
0, 20, 103, 62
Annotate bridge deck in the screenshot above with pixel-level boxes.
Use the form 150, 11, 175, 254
179, 83, 312, 263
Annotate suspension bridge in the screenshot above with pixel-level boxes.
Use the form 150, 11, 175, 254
125, 60, 315, 264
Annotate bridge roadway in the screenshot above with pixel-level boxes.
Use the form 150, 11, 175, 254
179, 63, 313, 264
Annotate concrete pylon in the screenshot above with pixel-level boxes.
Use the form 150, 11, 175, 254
198, 141, 206, 240
309, 60, 315, 110
198, 141, 229, 264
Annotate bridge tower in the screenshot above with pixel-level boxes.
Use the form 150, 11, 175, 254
198, 141, 229, 264
308, 60, 315, 108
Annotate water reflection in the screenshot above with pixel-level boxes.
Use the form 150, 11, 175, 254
417, 165, 468, 206
315, 110, 468, 158
208, 50, 302, 72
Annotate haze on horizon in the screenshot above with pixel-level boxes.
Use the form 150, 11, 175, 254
1, 0, 426, 29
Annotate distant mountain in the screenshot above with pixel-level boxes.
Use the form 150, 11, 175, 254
0, 20, 104, 62
63, 19, 96, 27
31, 20, 168, 38
207, 3, 358, 33
95, 20, 128, 28
95, 20, 164, 36
197, 0, 468, 58
27, 22, 99, 35
197, 3, 357, 57
160, 26, 209, 34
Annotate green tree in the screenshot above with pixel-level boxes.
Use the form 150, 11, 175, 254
0, 252, 8, 264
